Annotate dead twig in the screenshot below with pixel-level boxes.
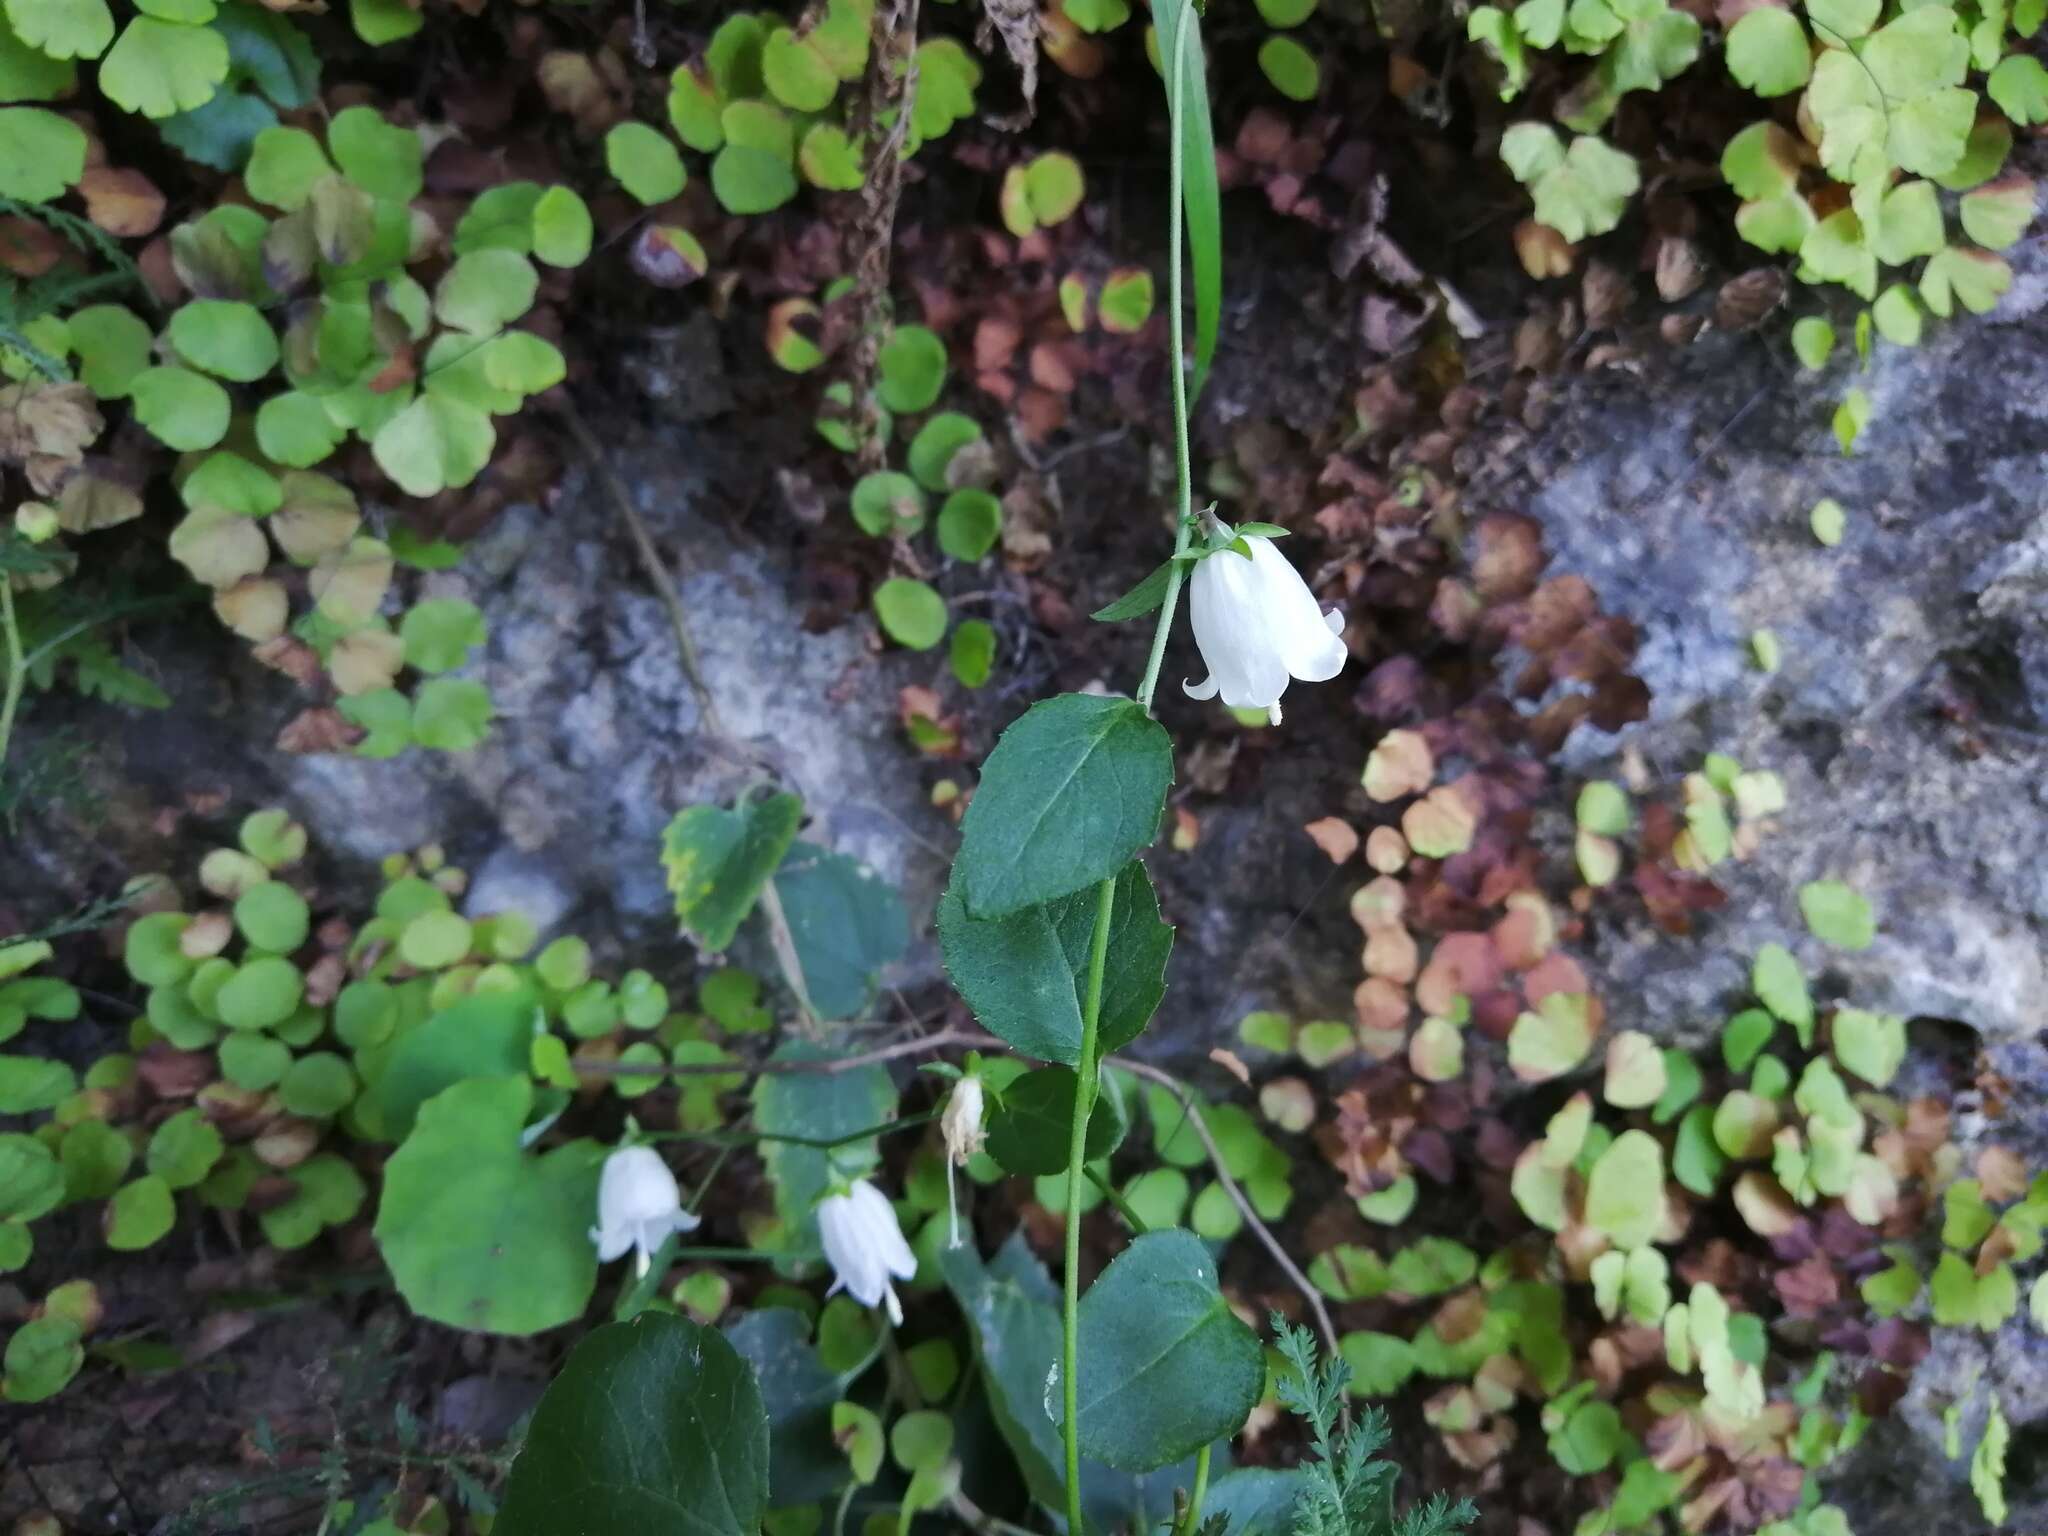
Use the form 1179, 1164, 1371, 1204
844, 0, 923, 474
553, 400, 726, 741
572, 1025, 995, 1078
1114, 1057, 1344, 1364
756, 877, 822, 1033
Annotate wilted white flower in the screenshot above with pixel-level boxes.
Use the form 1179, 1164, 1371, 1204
818, 1179, 918, 1325
1183, 535, 1346, 724
590, 1145, 700, 1276
940, 1074, 986, 1249
941, 1075, 986, 1164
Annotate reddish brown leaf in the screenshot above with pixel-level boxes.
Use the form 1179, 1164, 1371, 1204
79, 167, 166, 237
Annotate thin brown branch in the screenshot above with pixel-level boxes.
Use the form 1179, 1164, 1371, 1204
1113, 1057, 1344, 1362
757, 877, 822, 1033
571, 1026, 996, 1078
949, 1488, 1041, 1536
553, 399, 733, 746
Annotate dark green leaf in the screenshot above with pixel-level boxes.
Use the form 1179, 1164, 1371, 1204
939, 859, 1171, 1065
954, 694, 1172, 918
1091, 560, 1174, 622
985, 1064, 1128, 1175
496, 1313, 770, 1536
217, 0, 319, 107
765, 841, 909, 1020
1076, 1229, 1262, 1470
752, 1044, 897, 1246
726, 1308, 863, 1507
157, 88, 276, 171
942, 1236, 1209, 1535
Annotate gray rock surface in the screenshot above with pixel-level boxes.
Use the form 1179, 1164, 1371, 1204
1486, 248, 2048, 1530
6, 316, 951, 985
1515, 259, 2048, 1051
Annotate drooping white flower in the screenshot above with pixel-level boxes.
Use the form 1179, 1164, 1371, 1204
817, 1178, 918, 1325
1183, 535, 1347, 724
940, 1074, 986, 1249
590, 1145, 700, 1276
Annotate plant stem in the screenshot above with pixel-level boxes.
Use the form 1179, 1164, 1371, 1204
1116, 1057, 1343, 1363
1086, 1165, 1150, 1235
1062, 16, 1204, 1530
1061, 874, 1118, 1534
1176, 1445, 1212, 1536
1135, 7, 1201, 720
0, 579, 23, 780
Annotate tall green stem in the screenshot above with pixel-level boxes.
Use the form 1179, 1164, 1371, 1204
0, 579, 23, 781
1136, 11, 1199, 717
1175, 1445, 1212, 1536
1061, 14, 1203, 1531
1060, 874, 1118, 1532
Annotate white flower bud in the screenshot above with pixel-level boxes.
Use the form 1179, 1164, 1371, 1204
817, 1179, 918, 1325
1183, 535, 1346, 723
590, 1145, 700, 1276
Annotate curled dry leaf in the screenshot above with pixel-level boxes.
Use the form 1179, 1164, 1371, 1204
253, 1118, 320, 1169
1350, 875, 1406, 932
330, 629, 406, 695
1365, 826, 1408, 873
536, 50, 621, 135
178, 911, 233, 959
1653, 236, 1706, 303
1491, 892, 1556, 968
1415, 932, 1502, 1017
1402, 783, 1478, 859
1304, 816, 1359, 863
0, 382, 101, 495
1363, 924, 1419, 984
1976, 1144, 2027, 1202
1208, 1048, 1252, 1089
1514, 218, 1575, 279
1714, 267, 1786, 331
277, 706, 364, 755
79, 167, 166, 238
633, 227, 709, 288
1362, 727, 1433, 801
1258, 1076, 1315, 1133
0, 215, 65, 277
213, 577, 290, 642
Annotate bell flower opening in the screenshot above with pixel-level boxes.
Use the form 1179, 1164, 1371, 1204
1183, 535, 1346, 724
590, 1145, 701, 1278
817, 1178, 918, 1325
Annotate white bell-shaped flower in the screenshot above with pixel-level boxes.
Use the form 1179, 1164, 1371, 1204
1183, 535, 1347, 723
940, 1075, 986, 1249
590, 1145, 700, 1276
817, 1178, 918, 1325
